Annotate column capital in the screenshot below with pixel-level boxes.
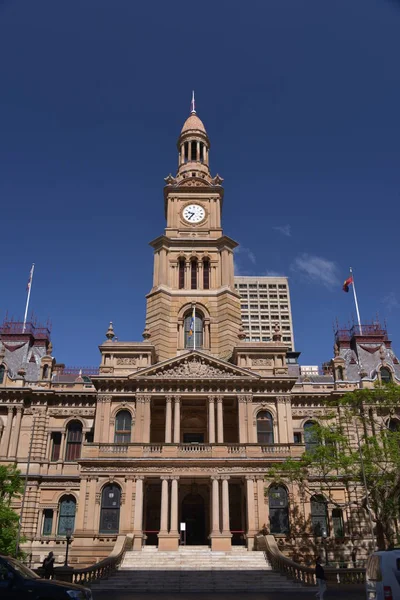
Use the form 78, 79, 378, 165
238, 394, 253, 404
15, 406, 23, 414
135, 476, 145, 481
174, 395, 181, 403
221, 475, 230, 481
245, 475, 255, 481
216, 395, 224, 404
208, 395, 216, 403
161, 475, 170, 481
171, 475, 180, 481
7, 406, 14, 414
98, 395, 113, 403
277, 396, 290, 404
211, 475, 221, 481
165, 395, 173, 404
255, 475, 265, 482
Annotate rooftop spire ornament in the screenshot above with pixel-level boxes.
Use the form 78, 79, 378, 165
190, 90, 196, 114
105, 321, 115, 341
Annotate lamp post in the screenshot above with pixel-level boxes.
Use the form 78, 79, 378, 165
64, 527, 72, 567
322, 528, 329, 566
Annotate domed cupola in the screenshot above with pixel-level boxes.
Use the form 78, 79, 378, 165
177, 92, 211, 180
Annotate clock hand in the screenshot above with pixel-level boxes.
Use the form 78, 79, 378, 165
188, 212, 195, 219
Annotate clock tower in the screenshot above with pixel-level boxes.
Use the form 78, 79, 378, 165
145, 99, 242, 361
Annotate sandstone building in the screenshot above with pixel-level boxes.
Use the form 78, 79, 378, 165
0, 105, 399, 567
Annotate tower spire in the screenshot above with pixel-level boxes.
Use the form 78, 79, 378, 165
191, 90, 196, 114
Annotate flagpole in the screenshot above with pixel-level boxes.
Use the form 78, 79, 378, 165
22, 264, 34, 333
193, 303, 196, 351
350, 267, 362, 335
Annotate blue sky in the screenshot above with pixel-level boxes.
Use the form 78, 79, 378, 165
1, 0, 399, 368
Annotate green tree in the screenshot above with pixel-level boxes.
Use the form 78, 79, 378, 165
267, 383, 400, 550
0, 464, 23, 555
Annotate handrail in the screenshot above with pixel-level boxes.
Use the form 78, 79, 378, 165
256, 534, 365, 586
72, 534, 132, 585
257, 534, 316, 586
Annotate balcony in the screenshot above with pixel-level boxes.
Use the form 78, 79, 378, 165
81, 442, 305, 461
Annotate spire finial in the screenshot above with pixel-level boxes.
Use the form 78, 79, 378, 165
106, 321, 115, 341
191, 90, 196, 114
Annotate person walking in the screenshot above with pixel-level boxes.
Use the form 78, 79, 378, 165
42, 551, 55, 579
315, 556, 327, 599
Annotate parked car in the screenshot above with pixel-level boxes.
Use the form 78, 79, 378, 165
0, 554, 92, 599
365, 549, 400, 600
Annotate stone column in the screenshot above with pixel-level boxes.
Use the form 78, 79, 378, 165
221, 476, 231, 534
142, 395, 151, 443
170, 477, 179, 535
158, 475, 179, 551
133, 477, 144, 550
256, 476, 268, 533
173, 396, 181, 443
277, 397, 288, 443
246, 476, 256, 550
246, 395, 254, 443
8, 406, 22, 458
284, 396, 294, 443
217, 396, 224, 443
238, 396, 248, 443
211, 476, 220, 535
165, 396, 172, 443
122, 478, 134, 533
74, 477, 88, 532
180, 144, 185, 165
208, 396, 216, 443
159, 477, 169, 534
0, 407, 14, 456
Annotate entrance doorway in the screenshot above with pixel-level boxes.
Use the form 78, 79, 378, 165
181, 493, 207, 545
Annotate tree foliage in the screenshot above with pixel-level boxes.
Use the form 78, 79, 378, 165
0, 464, 23, 556
267, 383, 400, 550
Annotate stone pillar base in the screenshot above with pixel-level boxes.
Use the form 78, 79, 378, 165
246, 533, 256, 550
158, 532, 180, 551
132, 533, 144, 550
210, 533, 232, 551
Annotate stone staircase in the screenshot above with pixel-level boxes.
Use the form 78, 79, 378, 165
91, 546, 309, 592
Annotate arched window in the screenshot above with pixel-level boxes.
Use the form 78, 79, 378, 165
184, 312, 203, 349
42, 364, 49, 379
332, 508, 344, 538
178, 259, 185, 290
65, 421, 83, 461
269, 486, 289, 534
257, 411, 274, 444
114, 410, 132, 443
380, 367, 392, 383
311, 495, 328, 536
203, 259, 210, 290
304, 421, 318, 453
191, 259, 198, 290
57, 495, 76, 535
336, 366, 344, 380
99, 484, 121, 534
0, 365, 5, 384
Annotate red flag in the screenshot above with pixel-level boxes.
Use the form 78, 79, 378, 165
342, 275, 353, 293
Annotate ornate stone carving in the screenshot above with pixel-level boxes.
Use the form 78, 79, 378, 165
154, 356, 242, 379
252, 358, 273, 366
48, 408, 95, 416
116, 357, 138, 366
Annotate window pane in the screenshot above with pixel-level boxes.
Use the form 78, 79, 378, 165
100, 485, 120, 534
257, 411, 274, 444
42, 510, 53, 536
184, 314, 203, 349
269, 487, 289, 534
311, 496, 328, 536
65, 422, 82, 461
57, 497, 76, 535
51, 432, 61, 462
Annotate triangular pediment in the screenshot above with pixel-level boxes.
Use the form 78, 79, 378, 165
129, 351, 260, 380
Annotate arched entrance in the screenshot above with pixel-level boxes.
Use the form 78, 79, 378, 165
181, 493, 206, 545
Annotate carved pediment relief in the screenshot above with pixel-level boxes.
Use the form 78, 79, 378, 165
130, 352, 259, 380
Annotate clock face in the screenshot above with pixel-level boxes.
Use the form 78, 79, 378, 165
182, 204, 205, 224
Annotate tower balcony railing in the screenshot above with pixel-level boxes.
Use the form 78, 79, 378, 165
81, 442, 305, 460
